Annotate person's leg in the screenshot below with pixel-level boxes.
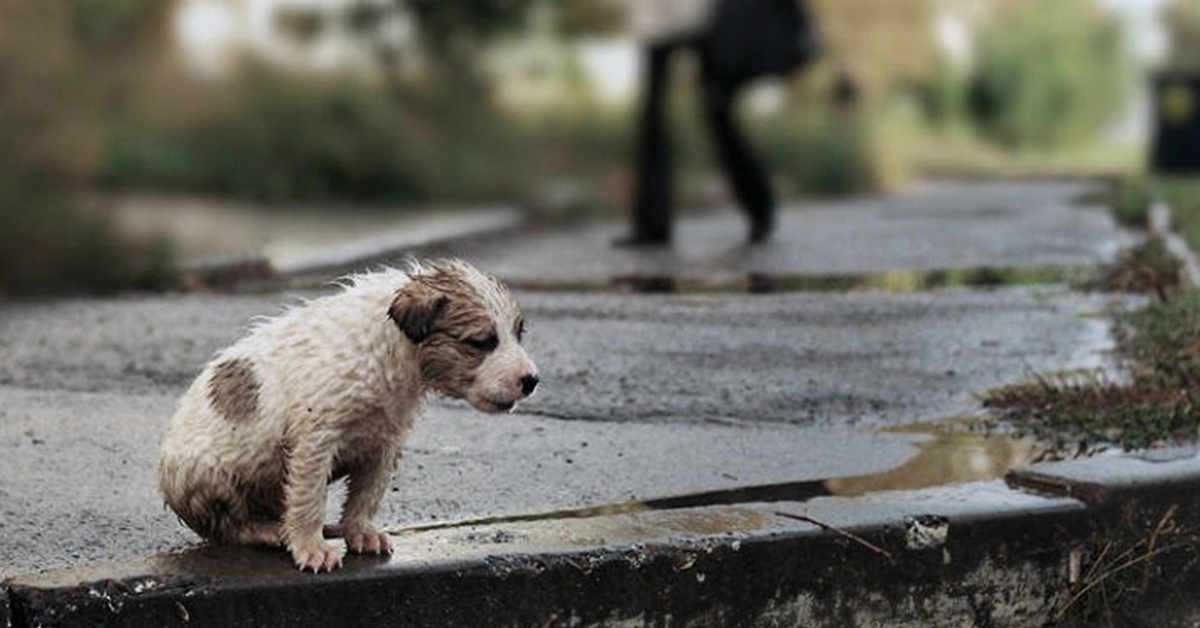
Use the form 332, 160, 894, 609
621, 42, 675, 246
701, 76, 777, 243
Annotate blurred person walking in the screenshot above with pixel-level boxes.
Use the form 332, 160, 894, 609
617, 0, 820, 247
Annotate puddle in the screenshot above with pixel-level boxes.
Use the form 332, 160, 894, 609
509, 506, 777, 549
825, 421, 1048, 497
608, 264, 1094, 294
391, 479, 832, 537
393, 421, 1045, 537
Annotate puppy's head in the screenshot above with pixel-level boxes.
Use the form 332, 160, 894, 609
388, 260, 538, 413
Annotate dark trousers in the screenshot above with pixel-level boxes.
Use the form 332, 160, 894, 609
630, 40, 775, 242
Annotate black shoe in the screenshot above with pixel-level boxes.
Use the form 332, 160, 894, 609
748, 213, 775, 244
612, 233, 671, 248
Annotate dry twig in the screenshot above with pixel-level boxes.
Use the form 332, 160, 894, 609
775, 510, 894, 560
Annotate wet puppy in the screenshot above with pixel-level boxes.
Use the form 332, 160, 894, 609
159, 260, 538, 571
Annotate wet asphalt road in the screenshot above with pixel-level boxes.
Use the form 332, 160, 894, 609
0, 180, 1135, 578
423, 180, 1131, 287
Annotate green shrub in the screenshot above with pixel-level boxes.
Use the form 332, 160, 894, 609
65, 0, 166, 53
213, 81, 430, 202
754, 111, 879, 196
1109, 178, 1155, 228
99, 67, 884, 209
0, 1, 178, 296
1153, 177, 1200, 255
0, 182, 178, 296
962, 0, 1129, 150
99, 72, 544, 205
103, 77, 430, 203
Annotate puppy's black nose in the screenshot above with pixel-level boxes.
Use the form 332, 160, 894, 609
520, 374, 540, 396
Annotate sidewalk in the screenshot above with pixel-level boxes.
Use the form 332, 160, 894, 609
4, 180, 1198, 627
103, 191, 522, 291
416, 179, 1133, 290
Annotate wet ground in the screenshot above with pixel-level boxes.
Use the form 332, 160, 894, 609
0, 180, 1138, 579
420, 180, 1132, 289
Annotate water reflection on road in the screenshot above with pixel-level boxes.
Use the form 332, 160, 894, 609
827, 420, 1047, 496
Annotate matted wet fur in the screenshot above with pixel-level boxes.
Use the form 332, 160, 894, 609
159, 260, 538, 571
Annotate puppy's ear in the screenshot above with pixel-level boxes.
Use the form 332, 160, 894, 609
388, 281, 448, 344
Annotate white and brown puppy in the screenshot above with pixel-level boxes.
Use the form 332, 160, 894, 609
159, 260, 538, 572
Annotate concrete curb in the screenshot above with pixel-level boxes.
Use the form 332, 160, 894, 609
5, 448, 1199, 628
180, 208, 524, 293
1150, 200, 1200, 289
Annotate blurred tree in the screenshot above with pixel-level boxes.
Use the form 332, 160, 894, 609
66, 0, 169, 53
406, 0, 533, 46
0, 3, 86, 183
1165, 0, 1200, 70
809, 0, 938, 99
400, 0, 534, 85
370, 0, 542, 205
64, 0, 173, 107
0, 1, 175, 295
555, 0, 626, 37
964, 0, 1127, 150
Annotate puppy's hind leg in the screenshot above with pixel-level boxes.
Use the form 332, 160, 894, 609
234, 521, 284, 547
226, 477, 287, 547
231, 523, 285, 547
164, 472, 262, 547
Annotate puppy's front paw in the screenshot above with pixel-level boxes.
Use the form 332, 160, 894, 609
347, 528, 393, 555
290, 537, 344, 572
327, 523, 393, 555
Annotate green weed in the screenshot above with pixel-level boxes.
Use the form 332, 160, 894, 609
984, 289, 1200, 450
1106, 178, 1156, 229
1083, 237, 1183, 300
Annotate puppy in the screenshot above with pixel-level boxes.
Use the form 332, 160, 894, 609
159, 260, 538, 571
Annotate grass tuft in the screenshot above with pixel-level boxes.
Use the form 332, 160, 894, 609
1121, 290, 1200, 388
986, 267, 1200, 450
1103, 178, 1156, 229
984, 374, 1198, 451
1082, 237, 1184, 301
1052, 502, 1200, 627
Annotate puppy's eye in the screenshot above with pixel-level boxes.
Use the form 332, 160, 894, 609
462, 334, 498, 353
516, 319, 526, 342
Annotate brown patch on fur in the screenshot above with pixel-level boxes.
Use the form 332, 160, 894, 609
388, 280, 447, 344
208, 358, 261, 424
416, 334, 490, 397
390, 265, 503, 397
169, 469, 284, 542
